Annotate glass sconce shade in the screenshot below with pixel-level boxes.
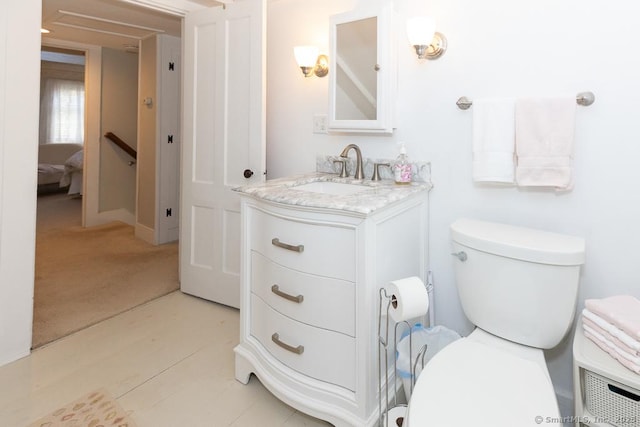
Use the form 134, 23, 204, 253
406, 16, 436, 47
406, 16, 447, 60
293, 46, 328, 77
294, 46, 320, 67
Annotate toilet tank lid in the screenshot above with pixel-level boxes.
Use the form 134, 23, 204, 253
451, 218, 585, 265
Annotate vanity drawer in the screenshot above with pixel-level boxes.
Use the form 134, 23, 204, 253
251, 251, 355, 336
251, 294, 356, 391
248, 207, 355, 281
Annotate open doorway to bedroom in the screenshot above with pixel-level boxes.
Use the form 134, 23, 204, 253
37, 45, 85, 232
33, 40, 179, 349
38, 47, 85, 200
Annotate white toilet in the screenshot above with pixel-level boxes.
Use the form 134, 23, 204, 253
406, 218, 585, 426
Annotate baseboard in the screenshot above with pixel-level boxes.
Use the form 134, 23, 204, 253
158, 226, 178, 245
0, 348, 30, 369
135, 223, 157, 245
86, 208, 135, 227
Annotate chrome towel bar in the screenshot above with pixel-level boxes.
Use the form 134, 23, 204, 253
456, 91, 595, 110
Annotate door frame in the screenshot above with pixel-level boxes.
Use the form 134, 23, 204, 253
0, 0, 229, 368
40, 39, 102, 228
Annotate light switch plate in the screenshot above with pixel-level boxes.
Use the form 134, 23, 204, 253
313, 114, 328, 134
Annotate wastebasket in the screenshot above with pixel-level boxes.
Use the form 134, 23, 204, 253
396, 324, 461, 400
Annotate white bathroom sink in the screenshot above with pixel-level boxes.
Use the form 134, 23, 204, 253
291, 181, 370, 195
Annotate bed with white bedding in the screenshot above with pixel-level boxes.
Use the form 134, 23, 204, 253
59, 149, 83, 195
38, 143, 83, 195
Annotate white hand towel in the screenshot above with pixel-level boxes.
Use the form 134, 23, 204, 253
472, 98, 516, 184
582, 309, 640, 352
515, 97, 576, 189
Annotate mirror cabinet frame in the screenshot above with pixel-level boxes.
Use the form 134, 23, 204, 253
328, 3, 395, 134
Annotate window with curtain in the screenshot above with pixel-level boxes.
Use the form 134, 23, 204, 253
39, 78, 85, 144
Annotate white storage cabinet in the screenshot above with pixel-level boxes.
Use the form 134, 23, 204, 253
573, 319, 640, 427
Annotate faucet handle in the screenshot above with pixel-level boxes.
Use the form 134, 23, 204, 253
372, 162, 390, 181
333, 159, 348, 178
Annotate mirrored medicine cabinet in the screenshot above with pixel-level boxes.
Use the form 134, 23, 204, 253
328, 3, 395, 134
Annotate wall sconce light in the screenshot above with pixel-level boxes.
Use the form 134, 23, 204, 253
406, 16, 447, 60
293, 46, 329, 78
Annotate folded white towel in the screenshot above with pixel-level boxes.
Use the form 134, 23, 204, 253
583, 323, 640, 366
583, 317, 640, 356
515, 97, 576, 190
585, 295, 640, 340
472, 98, 516, 184
583, 329, 640, 375
582, 309, 640, 352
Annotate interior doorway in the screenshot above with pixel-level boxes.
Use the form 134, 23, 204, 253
34, 23, 181, 348
38, 45, 85, 208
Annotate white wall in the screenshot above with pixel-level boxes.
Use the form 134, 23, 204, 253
268, 0, 640, 402
267, 0, 357, 178
0, 0, 40, 365
100, 48, 139, 215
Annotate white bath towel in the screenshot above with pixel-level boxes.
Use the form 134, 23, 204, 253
582, 309, 640, 352
515, 97, 576, 189
585, 295, 640, 341
472, 98, 516, 184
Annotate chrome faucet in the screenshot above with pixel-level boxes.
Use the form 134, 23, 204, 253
339, 144, 364, 180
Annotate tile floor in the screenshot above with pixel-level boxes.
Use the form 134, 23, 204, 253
0, 291, 331, 427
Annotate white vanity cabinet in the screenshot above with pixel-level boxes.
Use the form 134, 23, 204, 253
234, 188, 429, 427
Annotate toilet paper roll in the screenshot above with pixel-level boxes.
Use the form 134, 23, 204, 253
386, 276, 429, 322
386, 405, 407, 427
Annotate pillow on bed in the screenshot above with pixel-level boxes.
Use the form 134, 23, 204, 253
65, 150, 83, 170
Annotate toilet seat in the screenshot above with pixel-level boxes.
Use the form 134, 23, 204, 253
406, 336, 560, 426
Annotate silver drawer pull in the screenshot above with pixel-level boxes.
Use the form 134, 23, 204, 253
271, 284, 304, 303
271, 238, 304, 253
271, 333, 304, 355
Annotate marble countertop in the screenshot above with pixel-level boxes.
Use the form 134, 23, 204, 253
234, 172, 432, 216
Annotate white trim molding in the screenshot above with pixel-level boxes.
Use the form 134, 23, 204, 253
119, 0, 234, 17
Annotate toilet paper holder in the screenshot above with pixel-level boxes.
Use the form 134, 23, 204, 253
378, 287, 428, 427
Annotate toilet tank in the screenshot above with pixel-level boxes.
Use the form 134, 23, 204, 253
451, 218, 585, 349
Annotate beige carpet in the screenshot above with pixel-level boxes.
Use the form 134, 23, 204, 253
33, 194, 179, 348
27, 388, 137, 427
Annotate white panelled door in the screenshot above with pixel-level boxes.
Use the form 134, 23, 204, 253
180, 0, 265, 308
